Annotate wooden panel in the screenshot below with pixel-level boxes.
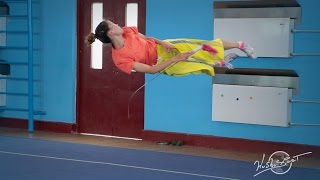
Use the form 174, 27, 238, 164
76, 0, 145, 138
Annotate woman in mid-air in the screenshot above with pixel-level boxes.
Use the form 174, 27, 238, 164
86, 20, 256, 76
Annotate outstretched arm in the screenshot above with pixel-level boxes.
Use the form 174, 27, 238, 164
138, 33, 176, 52
133, 52, 193, 74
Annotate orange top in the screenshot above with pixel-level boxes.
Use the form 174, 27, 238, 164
112, 27, 158, 74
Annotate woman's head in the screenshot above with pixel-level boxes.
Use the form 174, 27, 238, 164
86, 21, 111, 45
86, 20, 124, 46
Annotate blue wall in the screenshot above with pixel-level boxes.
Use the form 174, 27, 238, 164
145, 0, 215, 134
145, 0, 320, 146
0, 1, 42, 118
40, 0, 77, 122
0, 0, 77, 123
1, 0, 319, 146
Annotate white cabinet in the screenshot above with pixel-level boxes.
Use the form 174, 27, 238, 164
212, 84, 292, 127
214, 18, 294, 58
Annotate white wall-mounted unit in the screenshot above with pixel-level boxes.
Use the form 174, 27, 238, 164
214, 18, 294, 58
212, 67, 299, 127
212, 84, 292, 127
213, 0, 301, 58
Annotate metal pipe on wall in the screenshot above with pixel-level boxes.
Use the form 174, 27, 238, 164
289, 99, 320, 126
291, 29, 320, 56
290, 99, 320, 104
291, 53, 320, 56
290, 123, 320, 126
27, 0, 34, 133
292, 29, 320, 33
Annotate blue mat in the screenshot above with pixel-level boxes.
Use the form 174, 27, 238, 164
0, 136, 319, 180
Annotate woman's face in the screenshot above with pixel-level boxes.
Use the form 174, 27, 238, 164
106, 20, 123, 36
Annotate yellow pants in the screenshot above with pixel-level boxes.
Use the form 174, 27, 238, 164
156, 38, 224, 76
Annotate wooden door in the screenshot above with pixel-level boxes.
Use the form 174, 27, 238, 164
77, 0, 145, 138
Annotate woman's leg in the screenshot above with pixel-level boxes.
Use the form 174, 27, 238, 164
221, 40, 257, 59
221, 40, 240, 50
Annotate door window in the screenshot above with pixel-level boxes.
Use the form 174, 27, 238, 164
91, 3, 103, 69
126, 3, 138, 27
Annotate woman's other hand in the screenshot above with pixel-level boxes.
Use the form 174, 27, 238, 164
161, 41, 177, 52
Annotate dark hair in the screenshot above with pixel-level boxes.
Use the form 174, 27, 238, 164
85, 21, 111, 45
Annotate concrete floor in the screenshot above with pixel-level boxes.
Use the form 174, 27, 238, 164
0, 127, 319, 170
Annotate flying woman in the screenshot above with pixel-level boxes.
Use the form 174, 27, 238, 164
86, 20, 256, 76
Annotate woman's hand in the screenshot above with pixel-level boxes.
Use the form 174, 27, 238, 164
172, 52, 193, 62
133, 51, 193, 74
161, 41, 177, 52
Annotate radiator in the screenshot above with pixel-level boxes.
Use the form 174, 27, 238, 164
212, 84, 292, 127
